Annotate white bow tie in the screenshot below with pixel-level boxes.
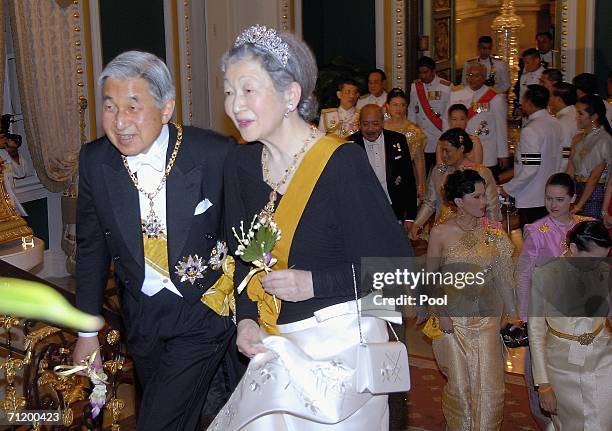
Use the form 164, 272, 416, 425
129, 151, 166, 173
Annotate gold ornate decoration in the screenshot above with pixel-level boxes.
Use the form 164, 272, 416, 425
491, 0, 523, 111
0, 164, 33, 244
23, 326, 62, 364
106, 329, 121, 346
107, 397, 125, 431
278, 1, 292, 32
392, 0, 406, 89
183, 0, 193, 123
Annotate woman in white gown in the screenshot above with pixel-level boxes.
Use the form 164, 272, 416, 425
209, 25, 413, 430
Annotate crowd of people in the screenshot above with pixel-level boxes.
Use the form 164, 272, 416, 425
70, 23, 611, 431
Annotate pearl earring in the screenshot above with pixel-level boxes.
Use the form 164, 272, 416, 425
284, 103, 294, 118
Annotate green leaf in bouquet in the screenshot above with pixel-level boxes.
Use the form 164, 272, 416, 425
256, 226, 276, 253
241, 242, 265, 263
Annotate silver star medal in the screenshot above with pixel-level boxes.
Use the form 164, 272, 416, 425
175, 255, 208, 284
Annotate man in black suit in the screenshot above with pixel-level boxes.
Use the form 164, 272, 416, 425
73, 51, 237, 431
349, 104, 418, 232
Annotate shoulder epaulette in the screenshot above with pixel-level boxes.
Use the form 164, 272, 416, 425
359, 94, 368, 99
321, 107, 337, 113
440, 79, 451, 86
452, 85, 464, 91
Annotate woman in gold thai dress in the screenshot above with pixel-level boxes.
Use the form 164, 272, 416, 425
384, 88, 427, 200
425, 169, 518, 430
529, 221, 612, 431
409, 128, 501, 241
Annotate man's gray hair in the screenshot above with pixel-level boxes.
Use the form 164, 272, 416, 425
221, 30, 318, 121
98, 51, 175, 106
467, 62, 487, 75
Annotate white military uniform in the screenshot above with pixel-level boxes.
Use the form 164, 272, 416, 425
0, 148, 26, 216
408, 76, 451, 153
555, 104, 578, 172
449, 84, 509, 168
539, 50, 558, 68
519, 66, 545, 104
356, 91, 387, 109
461, 56, 510, 93
503, 109, 562, 208
318, 106, 360, 139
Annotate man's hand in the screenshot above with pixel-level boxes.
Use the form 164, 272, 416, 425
538, 384, 557, 415
409, 223, 422, 241
498, 157, 511, 170
236, 319, 267, 358
262, 269, 314, 302
403, 221, 414, 234
439, 316, 454, 333
72, 336, 102, 374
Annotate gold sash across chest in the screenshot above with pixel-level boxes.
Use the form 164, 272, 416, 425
246, 135, 347, 334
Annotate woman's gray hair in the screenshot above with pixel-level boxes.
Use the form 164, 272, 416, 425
98, 51, 175, 107
221, 30, 319, 121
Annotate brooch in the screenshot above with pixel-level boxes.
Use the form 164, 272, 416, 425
208, 241, 228, 271
538, 223, 550, 233
175, 255, 208, 285
174, 240, 230, 285
476, 120, 490, 136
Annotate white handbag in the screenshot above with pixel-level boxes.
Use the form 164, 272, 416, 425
351, 265, 411, 394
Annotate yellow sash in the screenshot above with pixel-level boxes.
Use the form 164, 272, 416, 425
247, 135, 347, 334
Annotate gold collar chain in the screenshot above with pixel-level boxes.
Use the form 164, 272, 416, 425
121, 122, 183, 238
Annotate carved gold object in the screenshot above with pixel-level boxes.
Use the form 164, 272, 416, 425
0, 385, 26, 411
104, 359, 124, 376
0, 164, 33, 244
63, 406, 74, 426
107, 397, 125, 431
0, 315, 20, 329
1, 357, 25, 383
23, 326, 62, 364
106, 329, 121, 346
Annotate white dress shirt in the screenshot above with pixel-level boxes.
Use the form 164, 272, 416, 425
357, 91, 388, 109
126, 124, 182, 298
363, 133, 391, 203
555, 105, 577, 172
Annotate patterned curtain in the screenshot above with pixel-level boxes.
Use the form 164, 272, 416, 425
7, 0, 81, 193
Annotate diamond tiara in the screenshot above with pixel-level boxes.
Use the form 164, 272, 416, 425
234, 25, 290, 68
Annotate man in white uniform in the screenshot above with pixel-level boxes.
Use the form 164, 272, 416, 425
501, 84, 562, 228
408, 56, 451, 173
519, 48, 545, 106
319, 78, 360, 138
0, 133, 26, 216
357, 69, 388, 108
550, 82, 578, 171
461, 36, 510, 93
451, 62, 509, 180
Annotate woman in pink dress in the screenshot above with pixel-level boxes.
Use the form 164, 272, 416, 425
517, 172, 590, 430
